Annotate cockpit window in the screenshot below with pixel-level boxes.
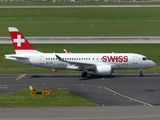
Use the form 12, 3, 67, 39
142, 57, 150, 61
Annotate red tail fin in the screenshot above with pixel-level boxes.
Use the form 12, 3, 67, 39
8, 27, 34, 50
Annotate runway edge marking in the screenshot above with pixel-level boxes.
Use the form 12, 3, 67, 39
87, 85, 153, 106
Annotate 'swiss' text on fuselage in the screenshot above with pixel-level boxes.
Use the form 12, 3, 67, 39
102, 56, 128, 62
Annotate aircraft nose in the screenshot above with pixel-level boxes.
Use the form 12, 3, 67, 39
150, 61, 156, 67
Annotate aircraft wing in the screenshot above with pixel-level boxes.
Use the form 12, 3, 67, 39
55, 54, 118, 70
55, 54, 95, 67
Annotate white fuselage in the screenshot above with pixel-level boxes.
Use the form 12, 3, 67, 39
5, 53, 156, 71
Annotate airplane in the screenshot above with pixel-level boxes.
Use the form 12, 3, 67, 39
5, 27, 156, 78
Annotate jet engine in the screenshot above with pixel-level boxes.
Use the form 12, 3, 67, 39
95, 65, 112, 75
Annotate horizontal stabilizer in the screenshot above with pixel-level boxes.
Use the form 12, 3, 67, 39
5, 54, 28, 59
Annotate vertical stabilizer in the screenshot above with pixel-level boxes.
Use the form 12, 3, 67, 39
8, 27, 41, 54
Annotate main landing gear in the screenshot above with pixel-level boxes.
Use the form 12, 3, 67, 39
139, 69, 143, 77
81, 71, 88, 78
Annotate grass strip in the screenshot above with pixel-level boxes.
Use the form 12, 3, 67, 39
0, 88, 98, 107
0, 8, 160, 36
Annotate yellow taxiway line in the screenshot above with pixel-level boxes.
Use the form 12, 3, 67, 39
16, 74, 26, 80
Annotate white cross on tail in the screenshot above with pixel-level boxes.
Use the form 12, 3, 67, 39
13, 35, 25, 47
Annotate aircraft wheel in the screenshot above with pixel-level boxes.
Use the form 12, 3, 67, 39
140, 73, 143, 77
81, 72, 87, 78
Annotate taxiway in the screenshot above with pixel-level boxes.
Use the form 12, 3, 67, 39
0, 73, 160, 106
1, 73, 160, 120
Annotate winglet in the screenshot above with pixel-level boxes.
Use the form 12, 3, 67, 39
64, 49, 71, 54
64, 49, 70, 54
55, 55, 65, 62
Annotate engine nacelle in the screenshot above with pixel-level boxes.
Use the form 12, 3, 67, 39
95, 65, 112, 75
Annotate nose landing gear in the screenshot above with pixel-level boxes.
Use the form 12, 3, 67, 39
139, 69, 143, 77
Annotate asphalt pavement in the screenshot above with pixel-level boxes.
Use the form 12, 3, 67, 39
0, 73, 160, 106
1, 73, 160, 120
